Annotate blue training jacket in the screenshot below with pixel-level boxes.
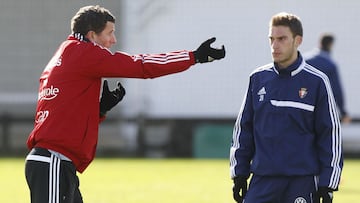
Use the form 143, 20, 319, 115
230, 54, 343, 190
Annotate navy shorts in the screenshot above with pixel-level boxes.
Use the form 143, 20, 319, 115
25, 147, 83, 203
244, 175, 317, 203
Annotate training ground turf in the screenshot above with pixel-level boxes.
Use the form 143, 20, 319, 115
1, 158, 358, 203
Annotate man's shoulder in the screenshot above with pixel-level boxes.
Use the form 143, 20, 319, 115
306, 56, 337, 72
251, 63, 274, 75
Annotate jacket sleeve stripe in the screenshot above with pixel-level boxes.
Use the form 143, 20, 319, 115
230, 87, 248, 178
132, 51, 190, 64
304, 64, 342, 189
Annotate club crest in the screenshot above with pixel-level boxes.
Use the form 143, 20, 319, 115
298, 88, 308, 99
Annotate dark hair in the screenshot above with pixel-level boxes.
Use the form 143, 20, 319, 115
320, 34, 334, 52
71, 5, 115, 35
270, 12, 303, 37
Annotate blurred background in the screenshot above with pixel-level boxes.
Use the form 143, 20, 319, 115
1, 0, 359, 158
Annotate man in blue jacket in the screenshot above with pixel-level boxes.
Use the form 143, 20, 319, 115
230, 12, 343, 203
306, 34, 351, 123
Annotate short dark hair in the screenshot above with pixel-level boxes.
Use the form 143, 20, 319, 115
270, 12, 303, 37
71, 5, 115, 35
320, 34, 334, 52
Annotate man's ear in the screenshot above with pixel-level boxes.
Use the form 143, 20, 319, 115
85, 31, 96, 42
295, 35, 303, 47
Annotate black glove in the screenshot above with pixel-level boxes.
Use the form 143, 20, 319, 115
313, 187, 333, 203
232, 176, 248, 203
99, 80, 126, 117
193, 37, 225, 63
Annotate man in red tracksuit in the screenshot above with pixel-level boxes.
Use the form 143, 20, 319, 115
25, 5, 225, 203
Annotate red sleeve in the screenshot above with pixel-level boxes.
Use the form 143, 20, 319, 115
79, 42, 196, 79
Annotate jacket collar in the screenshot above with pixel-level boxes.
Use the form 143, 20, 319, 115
69, 33, 90, 42
273, 52, 304, 77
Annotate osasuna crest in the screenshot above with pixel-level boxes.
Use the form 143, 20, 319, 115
298, 88, 308, 99
294, 197, 307, 203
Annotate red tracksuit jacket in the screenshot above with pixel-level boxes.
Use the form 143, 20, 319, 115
27, 35, 195, 172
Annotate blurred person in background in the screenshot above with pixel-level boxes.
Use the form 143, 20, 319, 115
230, 12, 342, 203
306, 33, 351, 123
25, 5, 225, 203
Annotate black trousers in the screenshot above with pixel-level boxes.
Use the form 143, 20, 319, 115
25, 148, 83, 203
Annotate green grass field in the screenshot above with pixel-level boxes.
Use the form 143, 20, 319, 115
1, 158, 359, 203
